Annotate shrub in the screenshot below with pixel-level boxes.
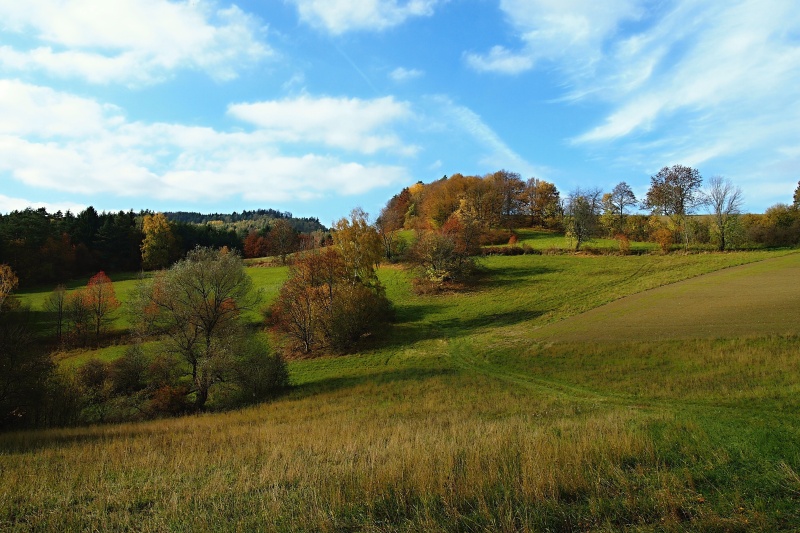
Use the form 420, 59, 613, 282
271, 249, 393, 355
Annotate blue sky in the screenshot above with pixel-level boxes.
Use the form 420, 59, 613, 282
1, 0, 798, 225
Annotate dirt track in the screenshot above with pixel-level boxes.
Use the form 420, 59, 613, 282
531, 252, 800, 342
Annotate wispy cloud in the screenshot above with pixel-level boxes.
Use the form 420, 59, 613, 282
288, 0, 441, 34
389, 67, 423, 82
433, 96, 540, 178
469, 0, 800, 193
0, 0, 270, 85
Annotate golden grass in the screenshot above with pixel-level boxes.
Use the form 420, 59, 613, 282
1, 373, 706, 531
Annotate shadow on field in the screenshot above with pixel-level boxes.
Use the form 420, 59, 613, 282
377, 308, 542, 351
289, 367, 455, 400
482, 265, 558, 289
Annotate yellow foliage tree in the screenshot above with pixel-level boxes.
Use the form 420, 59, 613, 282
141, 213, 176, 270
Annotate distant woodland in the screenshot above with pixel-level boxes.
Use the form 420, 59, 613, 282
0, 207, 326, 286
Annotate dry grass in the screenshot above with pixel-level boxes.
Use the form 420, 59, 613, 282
1, 373, 687, 531
3, 249, 799, 530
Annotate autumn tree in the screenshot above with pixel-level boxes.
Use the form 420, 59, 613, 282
0, 264, 19, 311
331, 208, 383, 286
85, 271, 121, 340
141, 213, 177, 270
705, 176, 743, 251
66, 289, 92, 347
269, 219, 298, 264
271, 247, 392, 354
376, 190, 410, 260
243, 230, 271, 259
487, 170, 526, 231
643, 165, 703, 250
523, 178, 561, 228
602, 182, 637, 235
133, 247, 260, 410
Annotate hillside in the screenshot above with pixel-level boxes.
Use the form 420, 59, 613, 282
3, 250, 800, 530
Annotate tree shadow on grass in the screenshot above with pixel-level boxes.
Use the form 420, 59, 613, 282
372, 309, 543, 352
480, 265, 559, 290
289, 366, 456, 401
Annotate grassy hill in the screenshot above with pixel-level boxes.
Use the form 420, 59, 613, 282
3, 249, 800, 531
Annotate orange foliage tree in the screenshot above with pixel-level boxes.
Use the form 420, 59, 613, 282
86, 271, 121, 340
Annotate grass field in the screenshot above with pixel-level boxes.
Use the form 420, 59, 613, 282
2, 249, 800, 531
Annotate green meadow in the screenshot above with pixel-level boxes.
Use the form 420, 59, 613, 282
3, 248, 800, 531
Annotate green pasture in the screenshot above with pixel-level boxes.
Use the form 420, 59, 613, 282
3, 248, 800, 530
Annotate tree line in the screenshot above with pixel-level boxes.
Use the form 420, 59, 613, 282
0, 207, 328, 286
378, 169, 800, 254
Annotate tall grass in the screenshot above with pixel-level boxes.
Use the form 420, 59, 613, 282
3, 249, 799, 530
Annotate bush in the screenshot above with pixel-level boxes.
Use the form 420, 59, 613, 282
233, 337, 290, 402
271, 249, 393, 355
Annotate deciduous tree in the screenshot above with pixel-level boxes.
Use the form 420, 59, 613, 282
134, 247, 259, 410
141, 213, 177, 270
332, 208, 383, 286
86, 271, 121, 340
43, 284, 67, 344
705, 176, 743, 251
523, 178, 561, 228
643, 165, 703, 250
565, 188, 602, 251
269, 219, 298, 264
0, 264, 18, 311
271, 248, 391, 354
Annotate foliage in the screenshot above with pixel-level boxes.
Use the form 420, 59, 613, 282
140, 213, 177, 270
643, 165, 704, 250
331, 208, 383, 286
564, 188, 602, 251
0, 263, 19, 310
3, 252, 800, 530
271, 248, 392, 355
133, 247, 260, 410
85, 271, 121, 340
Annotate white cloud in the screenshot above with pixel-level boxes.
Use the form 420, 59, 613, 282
0, 194, 85, 215
288, 0, 440, 34
466, 0, 642, 74
228, 95, 417, 154
0, 0, 269, 85
0, 79, 120, 137
389, 66, 423, 82
0, 82, 411, 204
473, 0, 800, 191
572, 0, 800, 167
464, 46, 533, 75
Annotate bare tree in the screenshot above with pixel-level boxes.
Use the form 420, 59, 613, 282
565, 188, 602, 251
705, 176, 743, 251
43, 285, 67, 345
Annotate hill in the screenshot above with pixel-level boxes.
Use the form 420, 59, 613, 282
3, 250, 800, 530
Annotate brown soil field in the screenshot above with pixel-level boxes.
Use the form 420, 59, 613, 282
530, 252, 800, 342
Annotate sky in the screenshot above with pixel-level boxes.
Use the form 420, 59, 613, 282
1, 0, 798, 225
